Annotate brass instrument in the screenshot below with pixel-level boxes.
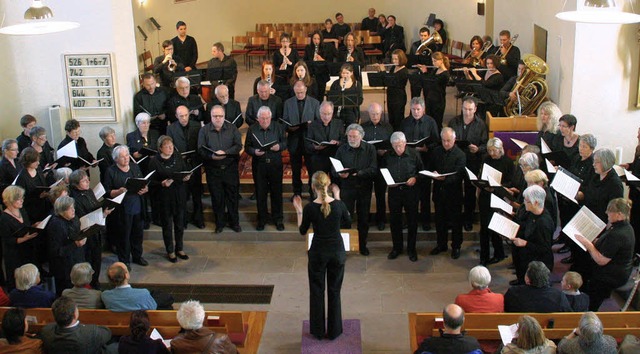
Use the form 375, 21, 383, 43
498, 34, 518, 65
416, 31, 443, 56
165, 55, 177, 72
504, 53, 548, 116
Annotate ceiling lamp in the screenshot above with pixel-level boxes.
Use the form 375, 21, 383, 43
0, 0, 80, 35
556, 0, 640, 24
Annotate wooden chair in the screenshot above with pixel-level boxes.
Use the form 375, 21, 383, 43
362, 36, 383, 63
247, 37, 269, 69
230, 36, 251, 70
140, 50, 153, 72
447, 40, 464, 60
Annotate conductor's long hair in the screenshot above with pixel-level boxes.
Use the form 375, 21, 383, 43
311, 171, 331, 218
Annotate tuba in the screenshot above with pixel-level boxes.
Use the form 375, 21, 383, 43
504, 53, 549, 116
416, 31, 443, 56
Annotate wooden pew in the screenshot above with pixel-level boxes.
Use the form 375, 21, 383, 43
0, 308, 267, 354
409, 311, 640, 353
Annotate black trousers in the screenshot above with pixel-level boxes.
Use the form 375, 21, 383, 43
117, 211, 144, 264
409, 71, 423, 98
434, 196, 463, 250
85, 230, 103, 289
583, 278, 617, 311
340, 184, 372, 249
253, 159, 284, 224
478, 193, 505, 261
308, 155, 331, 196
373, 171, 387, 224
388, 186, 418, 253
308, 239, 345, 339
418, 178, 432, 226
289, 146, 308, 196
205, 164, 240, 228
387, 99, 406, 131
425, 99, 445, 131
462, 179, 477, 225
185, 170, 204, 225
160, 202, 185, 254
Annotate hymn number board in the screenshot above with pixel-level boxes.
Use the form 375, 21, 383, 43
64, 53, 117, 122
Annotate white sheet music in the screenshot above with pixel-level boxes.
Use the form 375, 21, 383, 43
540, 138, 551, 154
545, 158, 556, 174
465, 167, 479, 181
488, 213, 520, 239
308, 232, 350, 251
613, 165, 626, 177
330, 157, 348, 173
481, 163, 502, 184
490, 194, 513, 214
37, 215, 52, 229
419, 170, 456, 178
487, 175, 501, 188
550, 168, 580, 204
562, 206, 606, 252
510, 138, 528, 150
57, 140, 78, 158
107, 191, 126, 205
380, 168, 405, 186
498, 323, 519, 345
150, 328, 171, 348
625, 169, 640, 181
79, 208, 105, 230
92, 183, 106, 200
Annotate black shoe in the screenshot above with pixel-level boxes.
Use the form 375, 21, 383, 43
422, 223, 431, 231
195, 222, 205, 229
168, 254, 177, 263
143, 222, 150, 230
276, 223, 285, 231
133, 257, 149, 266
360, 247, 370, 256
256, 223, 265, 231
561, 255, 574, 264
451, 248, 461, 259
177, 252, 189, 260
557, 245, 571, 254
429, 247, 446, 255
215, 226, 224, 233
387, 250, 401, 259
487, 256, 505, 265
464, 223, 473, 231
509, 279, 523, 286
230, 224, 242, 232
249, 192, 256, 200
184, 223, 188, 230
409, 252, 418, 262
377, 222, 385, 231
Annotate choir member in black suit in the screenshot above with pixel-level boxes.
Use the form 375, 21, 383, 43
167, 76, 205, 123
378, 49, 408, 130
408, 27, 435, 98
379, 15, 405, 56
433, 19, 448, 53
328, 63, 363, 127
448, 97, 488, 230
133, 73, 170, 136
510, 185, 555, 285
478, 138, 514, 266
207, 42, 238, 100
428, 128, 467, 260
621, 128, 640, 253
96, 126, 119, 183
496, 30, 521, 80
290, 61, 318, 100
245, 107, 287, 231
198, 106, 243, 233
401, 97, 440, 231
0, 140, 20, 202
337, 33, 365, 66
171, 21, 198, 72
535, 102, 562, 150
575, 198, 636, 311
304, 30, 336, 99
103, 145, 149, 268
246, 80, 283, 126
420, 52, 450, 131
15, 148, 52, 226
321, 19, 340, 49
552, 114, 580, 167
333, 13, 351, 47
293, 171, 351, 340
57, 119, 96, 172
361, 8, 378, 32
16, 114, 37, 153
68, 170, 109, 289
148, 136, 190, 263
282, 81, 321, 198
167, 105, 204, 229
0, 186, 38, 289
305, 101, 344, 195
29, 126, 55, 174
362, 103, 393, 231
384, 132, 423, 262
464, 55, 504, 90
210, 85, 243, 129
47, 195, 86, 295
273, 33, 299, 83
332, 124, 377, 255
153, 40, 184, 88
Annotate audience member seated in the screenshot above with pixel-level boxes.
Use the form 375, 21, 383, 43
504, 261, 572, 313
413, 304, 482, 354
118, 310, 169, 354
557, 312, 617, 354
561, 271, 589, 312
619, 334, 640, 354
62, 262, 104, 309
455, 265, 504, 313
170, 300, 237, 354
101, 262, 157, 312
41, 296, 114, 354
502, 315, 556, 354
0, 308, 44, 353
9, 263, 55, 308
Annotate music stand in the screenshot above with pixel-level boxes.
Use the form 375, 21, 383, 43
367, 72, 398, 124
326, 85, 363, 122
425, 13, 436, 27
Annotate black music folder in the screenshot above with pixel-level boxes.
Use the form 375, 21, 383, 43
172, 163, 203, 180
125, 171, 155, 193
406, 136, 433, 147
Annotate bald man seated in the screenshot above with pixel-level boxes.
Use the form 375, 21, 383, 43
413, 304, 482, 354
101, 262, 157, 312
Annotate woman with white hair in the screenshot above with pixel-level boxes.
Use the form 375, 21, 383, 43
455, 265, 504, 313
8, 263, 55, 308
61, 262, 103, 309
558, 312, 617, 353
171, 300, 237, 354
510, 185, 555, 286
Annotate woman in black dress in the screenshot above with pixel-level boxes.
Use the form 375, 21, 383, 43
29, 126, 55, 174
462, 35, 486, 67
621, 127, 640, 253
0, 139, 20, 201
57, 119, 96, 172
552, 114, 580, 167
535, 101, 562, 149
464, 54, 504, 90
421, 51, 450, 130
252, 60, 287, 98
273, 32, 299, 82
576, 198, 635, 311
321, 19, 339, 49
304, 30, 335, 99
293, 171, 351, 340
290, 61, 318, 100
46, 195, 86, 295
148, 136, 191, 263
328, 63, 363, 127
337, 32, 365, 66
15, 147, 53, 224
96, 126, 119, 183
0, 186, 39, 289
378, 49, 408, 130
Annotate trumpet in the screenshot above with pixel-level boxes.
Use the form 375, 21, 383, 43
168, 59, 177, 72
